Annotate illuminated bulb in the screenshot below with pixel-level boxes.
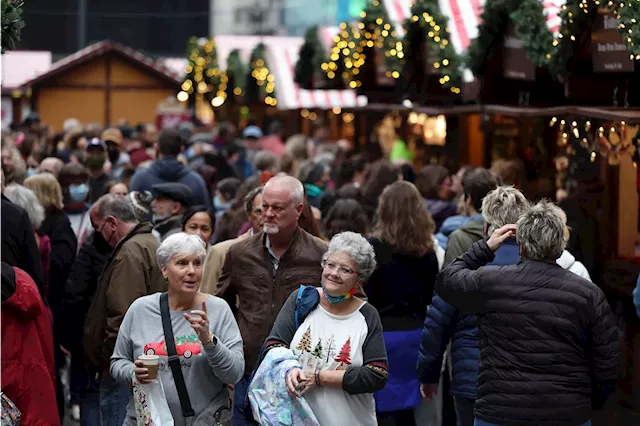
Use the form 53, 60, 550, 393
301, 109, 309, 118
176, 91, 188, 102
573, 128, 580, 138
211, 96, 225, 107
403, 99, 413, 108
233, 87, 242, 96
549, 117, 557, 126
585, 121, 591, 131
590, 152, 597, 162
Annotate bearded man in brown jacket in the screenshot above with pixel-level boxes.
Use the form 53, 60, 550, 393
216, 175, 327, 425
84, 194, 165, 426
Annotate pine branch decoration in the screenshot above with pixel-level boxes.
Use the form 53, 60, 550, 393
1, 0, 25, 53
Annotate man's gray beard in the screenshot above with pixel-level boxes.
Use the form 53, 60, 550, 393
263, 223, 279, 234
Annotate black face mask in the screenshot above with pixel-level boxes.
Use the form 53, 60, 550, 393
108, 148, 120, 164
92, 225, 113, 255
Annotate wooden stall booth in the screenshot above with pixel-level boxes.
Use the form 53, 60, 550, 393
21, 41, 182, 131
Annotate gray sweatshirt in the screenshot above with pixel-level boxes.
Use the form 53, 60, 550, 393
110, 293, 244, 425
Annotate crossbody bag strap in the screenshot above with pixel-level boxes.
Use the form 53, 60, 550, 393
160, 292, 195, 418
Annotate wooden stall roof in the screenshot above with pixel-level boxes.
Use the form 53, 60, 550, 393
21, 40, 182, 89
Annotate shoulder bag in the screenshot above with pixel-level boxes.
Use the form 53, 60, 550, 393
159, 292, 231, 426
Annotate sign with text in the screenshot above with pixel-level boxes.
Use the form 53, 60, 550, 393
592, 11, 634, 73
503, 23, 536, 81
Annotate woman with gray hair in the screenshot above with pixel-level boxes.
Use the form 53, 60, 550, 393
257, 231, 388, 425
110, 232, 244, 425
435, 202, 619, 426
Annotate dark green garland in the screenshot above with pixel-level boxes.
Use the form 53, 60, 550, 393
614, 1, 640, 58
295, 26, 324, 89
548, 1, 596, 78
1, 0, 25, 53
403, 0, 462, 91
183, 37, 222, 101
468, 0, 556, 77
360, 0, 404, 76
225, 49, 246, 98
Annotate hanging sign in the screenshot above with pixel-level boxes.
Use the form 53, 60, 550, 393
502, 23, 536, 81
592, 10, 634, 73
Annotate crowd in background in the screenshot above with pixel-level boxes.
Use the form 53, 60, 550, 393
0, 113, 620, 426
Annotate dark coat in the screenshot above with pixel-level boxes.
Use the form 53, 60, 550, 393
436, 240, 620, 426
38, 209, 78, 315
1, 195, 45, 296
417, 238, 520, 399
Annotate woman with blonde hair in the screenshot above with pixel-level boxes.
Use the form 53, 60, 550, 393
365, 181, 440, 426
24, 172, 78, 421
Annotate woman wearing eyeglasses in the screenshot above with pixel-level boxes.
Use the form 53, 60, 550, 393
256, 232, 388, 426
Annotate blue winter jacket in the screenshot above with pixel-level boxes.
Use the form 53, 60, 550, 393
129, 158, 210, 207
435, 215, 483, 250
416, 239, 520, 399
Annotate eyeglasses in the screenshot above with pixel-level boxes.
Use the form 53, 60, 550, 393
321, 260, 358, 278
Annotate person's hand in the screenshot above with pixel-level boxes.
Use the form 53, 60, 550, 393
420, 383, 439, 401
486, 224, 517, 252
286, 368, 311, 398
184, 302, 211, 344
60, 345, 72, 358
134, 360, 152, 384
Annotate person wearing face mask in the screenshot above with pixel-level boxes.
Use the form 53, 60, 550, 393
59, 163, 93, 245
102, 128, 130, 180
85, 138, 111, 204
151, 182, 193, 242
83, 194, 165, 426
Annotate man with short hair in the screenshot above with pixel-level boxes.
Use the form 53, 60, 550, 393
85, 138, 110, 203
417, 184, 528, 426
39, 157, 64, 178
0, 169, 45, 297
129, 128, 210, 206
201, 186, 264, 294
216, 176, 327, 425
435, 202, 619, 426
102, 127, 130, 180
151, 182, 193, 242
83, 194, 165, 426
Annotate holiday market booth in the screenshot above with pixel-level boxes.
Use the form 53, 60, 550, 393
19, 41, 182, 131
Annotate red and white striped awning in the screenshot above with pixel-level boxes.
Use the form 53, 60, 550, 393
213, 35, 367, 111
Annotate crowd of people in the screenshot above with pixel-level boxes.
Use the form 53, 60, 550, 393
0, 116, 623, 426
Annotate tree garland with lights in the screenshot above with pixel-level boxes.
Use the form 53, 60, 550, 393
612, 0, 640, 59
322, 23, 356, 86
225, 49, 246, 99
245, 43, 277, 107
404, 0, 462, 93
322, 0, 403, 88
295, 26, 325, 89
467, 0, 557, 77
179, 37, 226, 104
1, 0, 25, 53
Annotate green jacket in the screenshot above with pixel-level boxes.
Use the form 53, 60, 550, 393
444, 218, 485, 266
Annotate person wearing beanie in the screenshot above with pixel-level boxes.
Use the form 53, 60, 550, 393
127, 191, 153, 222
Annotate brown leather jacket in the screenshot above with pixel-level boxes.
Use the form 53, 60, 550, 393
216, 228, 327, 375
84, 222, 166, 373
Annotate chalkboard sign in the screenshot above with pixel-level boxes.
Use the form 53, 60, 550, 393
591, 10, 634, 73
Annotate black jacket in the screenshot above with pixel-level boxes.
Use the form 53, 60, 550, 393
38, 209, 78, 316
436, 240, 620, 426
59, 233, 111, 351
1, 195, 45, 296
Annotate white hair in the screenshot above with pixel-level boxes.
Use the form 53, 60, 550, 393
481, 185, 531, 233
156, 232, 207, 267
4, 184, 46, 230
264, 175, 304, 205
516, 201, 566, 261
323, 231, 377, 280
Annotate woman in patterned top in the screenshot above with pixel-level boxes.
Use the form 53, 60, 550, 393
262, 232, 388, 426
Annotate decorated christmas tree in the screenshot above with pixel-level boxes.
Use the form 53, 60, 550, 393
311, 340, 324, 359
296, 326, 312, 353
181, 37, 225, 103
295, 26, 325, 89
1, 0, 25, 53
334, 337, 352, 367
226, 49, 246, 99
404, 0, 461, 93
245, 43, 277, 106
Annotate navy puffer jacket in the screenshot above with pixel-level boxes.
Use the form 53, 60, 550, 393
417, 239, 520, 398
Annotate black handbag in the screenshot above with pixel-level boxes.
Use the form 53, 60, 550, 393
159, 292, 231, 426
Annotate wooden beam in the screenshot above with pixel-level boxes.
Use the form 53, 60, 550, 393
617, 155, 638, 257
35, 83, 170, 90
105, 55, 111, 126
